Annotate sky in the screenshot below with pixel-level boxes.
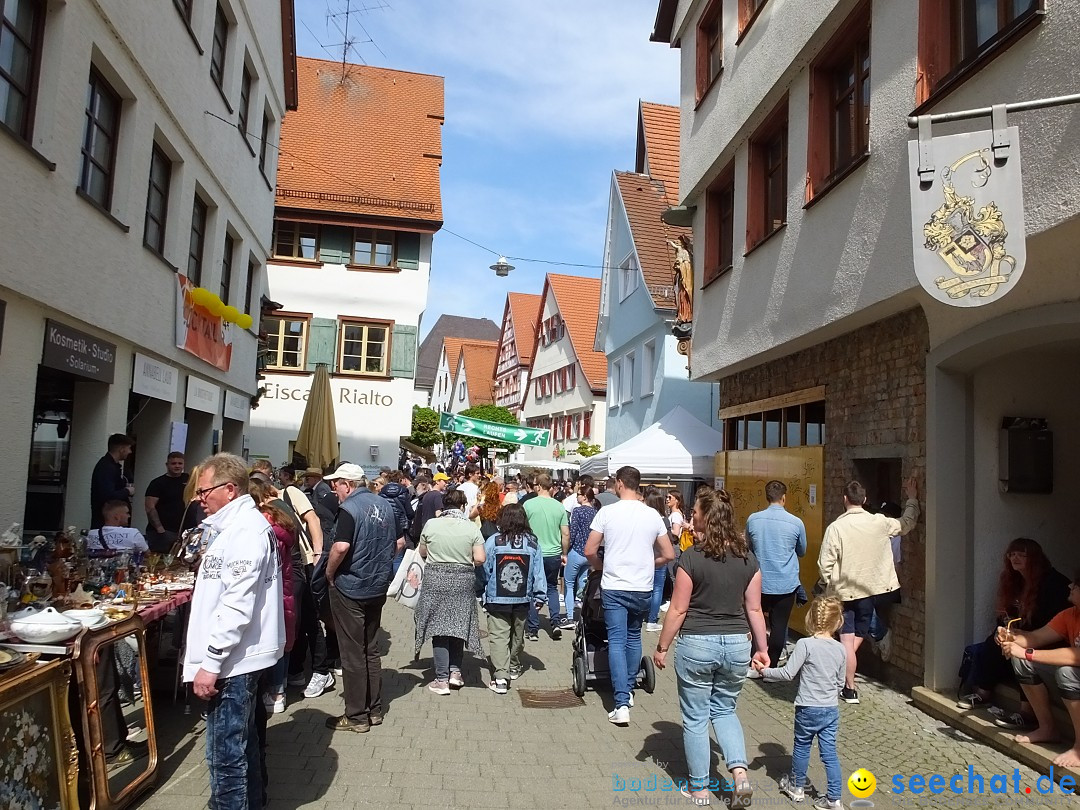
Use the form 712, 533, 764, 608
292, 0, 680, 338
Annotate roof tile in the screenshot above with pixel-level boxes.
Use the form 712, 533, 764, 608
545, 274, 607, 391
506, 292, 543, 365
639, 101, 681, 203
460, 343, 499, 406
614, 171, 691, 310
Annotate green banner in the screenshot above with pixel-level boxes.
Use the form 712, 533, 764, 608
439, 412, 550, 447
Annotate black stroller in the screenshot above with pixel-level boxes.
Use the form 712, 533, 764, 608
571, 569, 656, 697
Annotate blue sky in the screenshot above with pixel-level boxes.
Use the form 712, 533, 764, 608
292, 0, 679, 337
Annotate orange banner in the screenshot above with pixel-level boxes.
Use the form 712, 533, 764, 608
175, 275, 233, 371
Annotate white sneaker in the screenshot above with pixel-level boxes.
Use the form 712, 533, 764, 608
266, 695, 285, 714
303, 671, 334, 698
746, 667, 762, 679
607, 706, 630, 725
659, 601, 670, 613
878, 631, 893, 661
628, 692, 635, 708
779, 775, 805, 802
645, 622, 662, 632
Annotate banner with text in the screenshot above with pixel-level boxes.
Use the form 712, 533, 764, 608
176, 274, 233, 371
439, 412, 549, 447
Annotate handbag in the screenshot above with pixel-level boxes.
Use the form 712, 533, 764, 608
388, 548, 425, 609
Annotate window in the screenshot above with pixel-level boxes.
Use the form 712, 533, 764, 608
458, 381, 465, 402
173, 0, 193, 23
807, 3, 871, 200
583, 411, 592, 439
641, 340, 656, 397
339, 321, 389, 376
739, 0, 770, 37
0, 0, 43, 139
610, 359, 621, 408
746, 99, 788, 250
187, 196, 208, 286
722, 399, 826, 451
622, 351, 635, 404
238, 66, 252, 142
245, 257, 257, 315
273, 220, 318, 260
210, 4, 228, 90
619, 254, 639, 301
917, 0, 1041, 104
259, 112, 271, 174
79, 69, 121, 208
704, 163, 735, 284
220, 233, 234, 303
143, 144, 171, 254
352, 228, 395, 267
264, 316, 307, 370
695, 0, 722, 100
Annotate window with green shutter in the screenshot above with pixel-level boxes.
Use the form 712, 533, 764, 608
390, 324, 418, 378
318, 225, 352, 265
397, 232, 421, 270
305, 317, 338, 372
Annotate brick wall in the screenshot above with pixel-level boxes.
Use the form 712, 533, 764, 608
719, 308, 929, 682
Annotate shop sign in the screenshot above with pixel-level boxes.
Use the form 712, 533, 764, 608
175, 274, 233, 371
908, 125, 1026, 307
132, 352, 178, 401
186, 376, 221, 414
224, 390, 250, 422
42, 319, 116, 383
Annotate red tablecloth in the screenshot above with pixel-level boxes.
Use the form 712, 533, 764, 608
137, 588, 193, 624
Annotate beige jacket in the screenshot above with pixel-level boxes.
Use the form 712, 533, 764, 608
818, 500, 919, 601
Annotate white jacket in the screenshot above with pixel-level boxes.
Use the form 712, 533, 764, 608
183, 495, 284, 682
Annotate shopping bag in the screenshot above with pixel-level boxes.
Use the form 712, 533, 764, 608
389, 548, 425, 608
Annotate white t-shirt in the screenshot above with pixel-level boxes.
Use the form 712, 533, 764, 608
669, 509, 685, 532
589, 499, 668, 592
458, 481, 480, 510
93, 526, 149, 553
562, 493, 577, 513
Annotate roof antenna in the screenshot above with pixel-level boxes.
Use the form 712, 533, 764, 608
310, 0, 390, 83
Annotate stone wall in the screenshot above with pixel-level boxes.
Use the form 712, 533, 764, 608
718, 308, 929, 682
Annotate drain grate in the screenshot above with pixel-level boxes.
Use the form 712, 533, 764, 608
516, 688, 585, 709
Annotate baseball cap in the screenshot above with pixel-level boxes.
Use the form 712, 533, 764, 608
432, 472, 450, 482
323, 463, 368, 482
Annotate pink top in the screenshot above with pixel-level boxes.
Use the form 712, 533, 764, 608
268, 521, 297, 652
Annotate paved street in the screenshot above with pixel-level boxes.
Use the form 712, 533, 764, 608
136, 600, 1064, 810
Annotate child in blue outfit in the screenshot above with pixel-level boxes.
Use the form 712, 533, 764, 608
754, 596, 847, 809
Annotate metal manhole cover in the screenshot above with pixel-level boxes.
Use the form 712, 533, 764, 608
517, 688, 585, 709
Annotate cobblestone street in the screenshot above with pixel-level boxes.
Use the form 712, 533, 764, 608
131, 599, 1072, 810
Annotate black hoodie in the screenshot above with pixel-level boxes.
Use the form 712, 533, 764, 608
379, 481, 414, 538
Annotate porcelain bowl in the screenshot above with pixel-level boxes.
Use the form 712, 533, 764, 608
10, 606, 83, 643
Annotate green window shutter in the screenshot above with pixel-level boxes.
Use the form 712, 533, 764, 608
318, 225, 352, 265
397, 232, 421, 270
389, 323, 418, 378
306, 317, 338, 371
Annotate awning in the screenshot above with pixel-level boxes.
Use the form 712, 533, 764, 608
399, 438, 436, 463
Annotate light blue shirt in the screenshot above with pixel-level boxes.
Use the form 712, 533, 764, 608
745, 503, 807, 595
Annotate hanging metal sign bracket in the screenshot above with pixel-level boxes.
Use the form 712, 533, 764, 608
991, 104, 1010, 161
917, 116, 935, 182
907, 92, 1080, 129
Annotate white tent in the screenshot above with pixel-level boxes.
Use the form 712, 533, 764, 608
579, 405, 723, 478
495, 459, 579, 472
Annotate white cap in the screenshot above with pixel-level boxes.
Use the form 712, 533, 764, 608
323, 463, 368, 482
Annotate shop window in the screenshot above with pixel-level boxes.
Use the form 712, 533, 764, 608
353, 228, 396, 267
746, 99, 788, 251
210, 3, 229, 91
704, 162, 735, 285
264, 315, 307, 370
79, 68, 122, 208
0, 0, 44, 141
339, 320, 390, 376
916, 0, 1042, 105
695, 0, 723, 101
187, 195, 208, 286
273, 220, 318, 260
143, 143, 172, 255
807, 3, 871, 201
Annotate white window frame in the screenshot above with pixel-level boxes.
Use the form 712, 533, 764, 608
641, 339, 656, 397
610, 359, 621, 408
338, 320, 390, 376
622, 350, 635, 404
264, 316, 308, 370
619, 252, 639, 302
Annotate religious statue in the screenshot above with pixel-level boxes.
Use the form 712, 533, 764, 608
669, 234, 694, 340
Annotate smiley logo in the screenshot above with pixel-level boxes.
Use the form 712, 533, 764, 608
848, 769, 877, 798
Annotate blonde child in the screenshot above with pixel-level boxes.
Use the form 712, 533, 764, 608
754, 597, 847, 809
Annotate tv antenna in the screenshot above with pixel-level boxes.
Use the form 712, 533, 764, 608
301, 0, 390, 82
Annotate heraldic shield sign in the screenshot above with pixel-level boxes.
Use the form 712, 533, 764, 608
907, 125, 1026, 307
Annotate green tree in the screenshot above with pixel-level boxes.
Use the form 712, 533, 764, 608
574, 440, 602, 457
409, 406, 443, 448
453, 404, 521, 455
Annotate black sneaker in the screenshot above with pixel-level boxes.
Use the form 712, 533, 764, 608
526, 631, 539, 642
840, 687, 860, 704
551, 626, 562, 640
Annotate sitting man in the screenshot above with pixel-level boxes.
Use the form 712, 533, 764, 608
999, 571, 1080, 767
89, 500, 150, 556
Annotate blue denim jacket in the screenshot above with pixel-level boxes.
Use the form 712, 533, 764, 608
745, 504, 807, 595
481, 532, 547, 606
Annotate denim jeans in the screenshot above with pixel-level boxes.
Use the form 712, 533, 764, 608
791, 705, 841, 801
674, 633, 752, 787
527, 555, 564, 633
602, 588, 651, 709
563, 550, 590, 623
268, 652, 289, 695
205, 670, 263, 810
648, 566, 667, 623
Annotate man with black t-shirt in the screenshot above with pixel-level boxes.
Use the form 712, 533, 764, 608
90, 434, 134, 529
144, 452, 188, 552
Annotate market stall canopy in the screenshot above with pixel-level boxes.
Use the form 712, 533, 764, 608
579, 405, 723, 478
495, 459, 580, 472
293, 364, 339, 470
400, 438, 436, 463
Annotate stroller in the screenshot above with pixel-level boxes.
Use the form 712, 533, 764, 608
571, 569, 656, 697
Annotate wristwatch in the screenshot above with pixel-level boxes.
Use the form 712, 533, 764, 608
656, 643, 668, 653
1025, 648, 1035, 661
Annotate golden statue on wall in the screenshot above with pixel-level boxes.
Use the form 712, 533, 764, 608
668, 234, 694, 352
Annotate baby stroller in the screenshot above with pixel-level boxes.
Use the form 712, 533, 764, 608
571, 569, 656, 697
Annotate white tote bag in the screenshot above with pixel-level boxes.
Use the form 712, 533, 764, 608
388, 548, 425, 609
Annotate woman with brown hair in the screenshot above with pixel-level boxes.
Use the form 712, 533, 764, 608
958, 537, 1070, 729
653, 488, 768, 806
477, 481, 503, 540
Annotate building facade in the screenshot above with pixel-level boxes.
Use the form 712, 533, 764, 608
521, 275, 607, 460
247, 57, 442, 471
415, 314, 500, 407
450, 342, 499, 413
0, 0, 296, 534
493, 293, 542, 418
654, 0, 1080, 688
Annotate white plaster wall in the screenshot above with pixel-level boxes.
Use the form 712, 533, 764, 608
969, 347, 1080, 636
430, 351, 455, 413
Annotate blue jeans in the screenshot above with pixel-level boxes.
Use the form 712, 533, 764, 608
602, 589, 651, 709
205, 670, 263, 810
674, 633, 752, 787
563, 550, 590, 622
791, 706, 841, 801
527, 555, 564, 633
268, 652, 289, 695
648, 566, 667, 623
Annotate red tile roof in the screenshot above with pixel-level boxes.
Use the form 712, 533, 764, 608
277, 57, 444, 225
614, 171, 691, 311
460, 343, 499, 406
639, 101, 681, 203
441, 337, 471, 378
506, 292, 543, 366
545, 274, 607, 392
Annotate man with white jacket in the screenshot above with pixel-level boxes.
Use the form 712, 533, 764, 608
184, 453, 284, 810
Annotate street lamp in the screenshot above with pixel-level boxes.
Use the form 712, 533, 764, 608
490, 256, 515, 277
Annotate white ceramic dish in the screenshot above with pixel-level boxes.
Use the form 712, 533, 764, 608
63, 608, 109, 629
10, 606, 83, 643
